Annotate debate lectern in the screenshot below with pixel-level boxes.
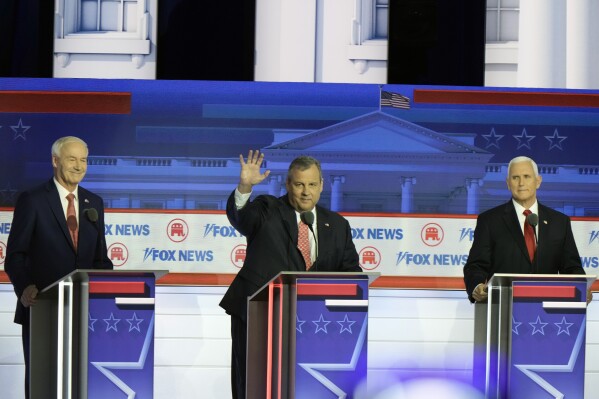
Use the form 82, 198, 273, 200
246, 271, 379, 399
474, 273, 595, 399
29, 269, 167, 399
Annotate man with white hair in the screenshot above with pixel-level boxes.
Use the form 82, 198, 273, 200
463, 155, 587, 303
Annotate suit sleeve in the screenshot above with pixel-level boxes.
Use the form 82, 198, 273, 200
5, 191, 36, 298
463, 214, 493, 301
338, 217, 361, 272
94, 203, 113, 269
559, 217, 584, 275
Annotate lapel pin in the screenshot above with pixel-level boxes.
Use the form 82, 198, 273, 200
325, 223, 330, 227
543, 220, 548, 224
84, 198, 89, 203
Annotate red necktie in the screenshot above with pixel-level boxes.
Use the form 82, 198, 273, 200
298, 221, 311, 269
523, 209, 536, 262
66, 193, 78, 251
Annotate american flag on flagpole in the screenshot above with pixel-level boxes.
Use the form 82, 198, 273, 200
380, 90, 411, 109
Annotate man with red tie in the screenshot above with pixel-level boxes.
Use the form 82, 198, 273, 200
463, 156, 587, 303
5, 136, 113, 398
220, 150, 361, 399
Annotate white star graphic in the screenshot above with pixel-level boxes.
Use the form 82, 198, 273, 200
545, 129, 567, 151
10, 118, 30, 140
515, 317, 585, 399
313, 314, 331, 334
296, 315, 306, 333
92, 314, 155, 399
512, 316, 522, 335
298, 315, 368, 398
555, 316, 574, 336
482, 128, 504, 149
89, 313, 98, 332
513, 128, 535, 150
104, 313, 121, 332
126, 312, 144, 332
529, 315, 548, 336
337, 314, 357, 334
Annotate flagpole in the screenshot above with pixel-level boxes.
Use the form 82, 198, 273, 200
378, 85, 382, 112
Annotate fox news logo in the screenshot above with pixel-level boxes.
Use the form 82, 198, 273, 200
351, 228, 403, 240
396, 251, 467, 266
143, 248, 213, 262
105, 224, 150, 236
459, 228, 475, 242
589, 231, 599, 245
204, 224, 239, 238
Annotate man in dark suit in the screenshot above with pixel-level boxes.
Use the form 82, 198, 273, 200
220, 150, 361, 399
463, 156, 587, 303
5, 136, 113, 398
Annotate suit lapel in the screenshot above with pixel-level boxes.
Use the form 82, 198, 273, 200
278, 196, 298, 245
315, 207, 331, 262
45, 179, 75, 251
501, 201, 531, 263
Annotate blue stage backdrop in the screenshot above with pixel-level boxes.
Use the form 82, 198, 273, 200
1, 78, 598, 217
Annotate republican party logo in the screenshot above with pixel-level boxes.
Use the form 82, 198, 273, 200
0, 241, 6, 265
421, 223, 444, 247
230, 244, 246, 268
107, 242, 128, 267
359, 246, 381, 270
167, 218, 188, 243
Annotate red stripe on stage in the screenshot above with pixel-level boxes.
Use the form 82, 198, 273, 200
0, 91, 131, 114
413, 89, 599, 108
513, 285, 577, 298
297, 283, 358, 296
89, 281, 146, 294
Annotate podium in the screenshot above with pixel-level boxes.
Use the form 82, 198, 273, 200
475, 273, 595, 399
247, 271, 379, 399
29, 269, 167, 399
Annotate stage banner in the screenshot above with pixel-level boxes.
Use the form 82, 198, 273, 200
87, 273, 157, 398
510, 280, 588, 398
295, 277, 369, 398
1, 210, 598, 277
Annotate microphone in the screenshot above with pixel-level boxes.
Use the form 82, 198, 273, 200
84, 208, 99, 223
526, 212, 539, 273
300, 211, 318, 265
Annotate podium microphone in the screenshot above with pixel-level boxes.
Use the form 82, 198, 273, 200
526, 212, 539, 272
300, 211, 318, 265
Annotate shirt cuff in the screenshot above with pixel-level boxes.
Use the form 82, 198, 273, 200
234, 188, 252, 209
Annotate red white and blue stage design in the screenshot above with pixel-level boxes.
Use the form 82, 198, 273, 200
87, 272, 158, 398
510, 280, 588, 398
295, 278, 369, 398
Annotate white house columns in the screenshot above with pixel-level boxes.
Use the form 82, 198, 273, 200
401, 177, 416, 213
330, 175, 346, 212
519, 0, 599, 89
518, 0, 567, 88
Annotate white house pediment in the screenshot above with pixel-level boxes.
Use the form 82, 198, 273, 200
265, 111, 489, 155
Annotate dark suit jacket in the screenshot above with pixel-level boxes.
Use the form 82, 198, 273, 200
463, 200, 585, 302
5, 179, 113, 324
219, 191, 361, 321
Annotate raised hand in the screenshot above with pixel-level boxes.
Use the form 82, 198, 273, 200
238, 150, 271, 193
